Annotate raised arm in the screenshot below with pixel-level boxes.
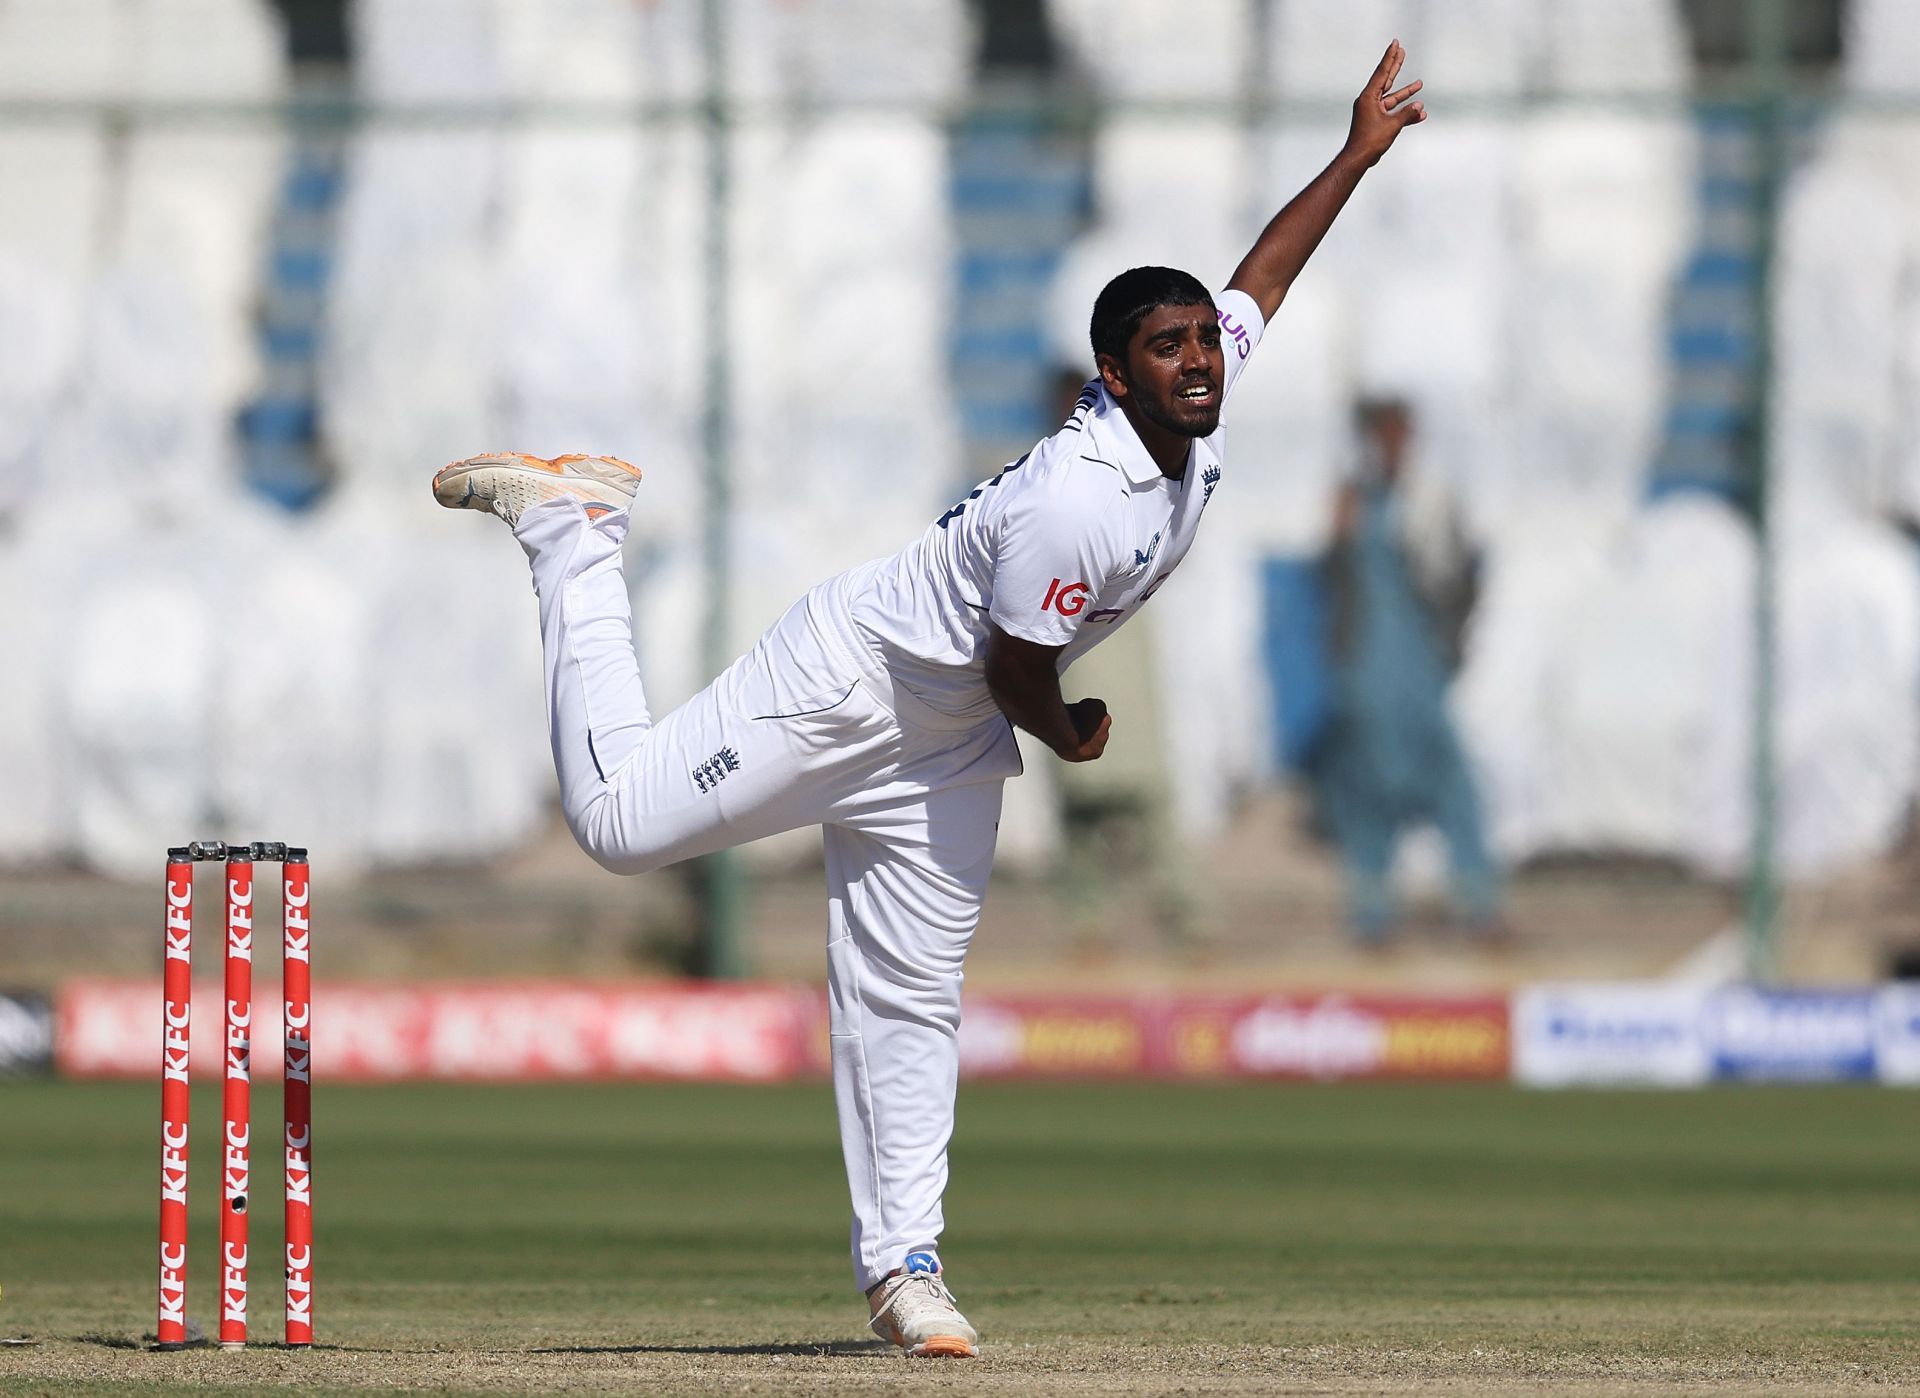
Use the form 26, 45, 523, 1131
1227, 40, 1426, 324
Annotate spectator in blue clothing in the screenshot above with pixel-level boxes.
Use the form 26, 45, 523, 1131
1314, 397, 1503, 945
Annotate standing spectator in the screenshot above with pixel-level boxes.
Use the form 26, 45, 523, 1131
1315, 398, 1501, 945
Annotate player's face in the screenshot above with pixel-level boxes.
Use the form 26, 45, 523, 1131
1118, 303, 1225, 439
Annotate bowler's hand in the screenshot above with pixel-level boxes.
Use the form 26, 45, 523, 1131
1346, 40, 1426, 167
1060, 698, 1111, 763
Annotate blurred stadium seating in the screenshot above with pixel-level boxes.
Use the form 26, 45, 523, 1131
0, 0, 1915, 961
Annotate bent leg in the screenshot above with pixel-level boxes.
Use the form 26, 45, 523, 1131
515, 498, 886, 872
825, 780, 1002, 1292
516, 497, 655, 825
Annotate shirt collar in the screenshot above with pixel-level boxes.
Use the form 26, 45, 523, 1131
1085, 382, 1180, 486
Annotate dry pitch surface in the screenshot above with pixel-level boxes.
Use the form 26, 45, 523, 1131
2, 1081, 1917, 1395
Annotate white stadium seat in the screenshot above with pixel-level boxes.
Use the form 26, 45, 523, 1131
1091, 116, 1246, 258
622, 121, 709, 552
0, 505, 80, 864
325, 0, 721, 819
351, 0, 508, 105
0, 125, 111, 291
123, 0, 286, 102
496, 0, 644, 103
1503, 113, 1693, 525
1456, 498, 1920, 878
328, 0, 709, 522
1415, 0, 1536, 97
495, 125, 651, 458
1515, 115, 1691, 281
209, 516, 383, 875
0, 123, 107, 504
1768, 511, 1920, 876
0, 0, 122, 100
1781, 0, 1920, 526
115, 1, 288, 410
1540, 500, 1751, 863
321, 128, 503, 502
1269, 0, 1534, 104
1794, 6, 1920, 525
728, 115, 959, 645
315, 493, 554, 865
725, 0, 972, 106
1269, 0, 1398, 102
1453, 524, 1614, 859
1772, 159, 1908, 518
62, 517, 229, 879
46, 268, 230, 507
45, 480, 554, 875
1148, 529, 1274, 838
0, 257, 83, 507
1051, 0, 1251, 100
636, 0, 705, 106
117, 129, 283, 410
1537, 0, 1688, 96
1843, 0, 1920, 97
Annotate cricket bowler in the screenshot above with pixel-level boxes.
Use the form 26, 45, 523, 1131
432, 43, 1425, 1358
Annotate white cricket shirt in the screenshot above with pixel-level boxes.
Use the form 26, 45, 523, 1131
841, 288, 1266, 722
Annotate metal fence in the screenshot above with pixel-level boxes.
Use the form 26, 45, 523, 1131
1, 0, 1917, 990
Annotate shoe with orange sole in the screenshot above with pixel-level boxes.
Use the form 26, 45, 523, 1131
432, 452, 641, 527
867, 1252, 978, 1358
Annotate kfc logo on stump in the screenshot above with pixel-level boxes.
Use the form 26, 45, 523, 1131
1042, 578, 1091, 617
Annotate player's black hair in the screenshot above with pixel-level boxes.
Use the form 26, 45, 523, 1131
1089, 266, 1215, 364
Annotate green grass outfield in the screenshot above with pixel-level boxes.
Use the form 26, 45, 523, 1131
1, 1080, 1916, 1395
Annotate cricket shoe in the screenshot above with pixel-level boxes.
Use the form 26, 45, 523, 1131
868, 1252, 978, 1358
431, 452, 641, 527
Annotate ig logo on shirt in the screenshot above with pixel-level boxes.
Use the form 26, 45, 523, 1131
1041, 578, 1091, 617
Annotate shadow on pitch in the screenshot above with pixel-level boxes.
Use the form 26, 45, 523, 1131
533, 1340, 893, 1358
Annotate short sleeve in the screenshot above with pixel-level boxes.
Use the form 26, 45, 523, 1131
1215, 288, 1267, 402
987, 483, 1125, 648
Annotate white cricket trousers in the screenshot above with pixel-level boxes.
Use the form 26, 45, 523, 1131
515, 499, 1020, 1291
